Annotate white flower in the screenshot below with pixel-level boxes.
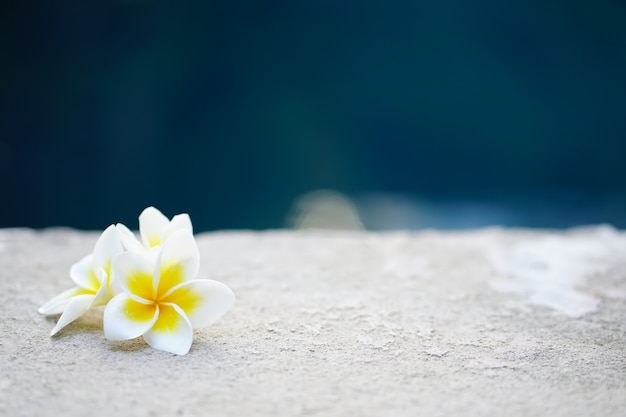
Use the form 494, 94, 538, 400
103, 230, 235, 355
38, 225, 124, 335
116, 206, 192, 252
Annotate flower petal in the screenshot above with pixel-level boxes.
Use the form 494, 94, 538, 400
143, 303, 193, 355
163, 280, 235, 328
109, 270, 124, 297
139, 206, 170, 248
38, 287, 90, 315
69, 254, 99, 291
116, 223, 145, 252
114, 250, 159, 302
50, 294, 95, 336
164, 213, 193, 238
92, 224, 123, 274
103, 294, 158, 341
90, 268, 113, 307
157, 230, 199, 296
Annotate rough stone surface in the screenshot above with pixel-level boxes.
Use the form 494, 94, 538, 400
1, 227, 625, 417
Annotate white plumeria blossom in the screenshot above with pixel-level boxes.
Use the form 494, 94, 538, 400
116, 206, 192, 252
38, 225, 124, 335
103, 229, 235, 355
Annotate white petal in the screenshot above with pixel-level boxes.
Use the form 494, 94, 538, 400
163, 280, 235, 328
69, 254, 99, 291
38, 287, 87, 315
156, 230, 199, 295
50, 294, 95, 336
116, 223, 145, 252
103, 294, 158, 341
90, 268, 113, 307
139, 206, 170, 248
109, 268, 124, 297
143, 303, 193, 355
114, 250, 159, 302
164, 213, 193, 239
93, 224, 124, 271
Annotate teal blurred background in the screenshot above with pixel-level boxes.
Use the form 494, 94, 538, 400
2, 1, 626, 230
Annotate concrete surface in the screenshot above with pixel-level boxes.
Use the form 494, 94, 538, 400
1, 227, 625, 417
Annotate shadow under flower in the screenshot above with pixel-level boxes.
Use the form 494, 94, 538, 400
106, 338, 151, 353
44, 307, 105, 337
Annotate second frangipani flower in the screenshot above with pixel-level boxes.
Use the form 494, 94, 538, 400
103, 229, 235, 355
116, 206, 193, 252
38, 225, 124, 335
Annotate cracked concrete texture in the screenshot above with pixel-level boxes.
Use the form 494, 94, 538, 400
1, 227, 625, 417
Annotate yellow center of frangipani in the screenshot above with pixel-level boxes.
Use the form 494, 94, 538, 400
104, 258, 113, 293
124, 262, 202, 332
84, 258, 113, 295
148, 235, 162, 248
85, 269, 100, 293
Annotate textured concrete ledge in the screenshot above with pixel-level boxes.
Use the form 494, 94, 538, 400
1, 227, 625, 417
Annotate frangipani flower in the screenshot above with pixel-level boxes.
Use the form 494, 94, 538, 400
38, 225, 124, 335
116, 206, 192, 252
103, 230, 235, 355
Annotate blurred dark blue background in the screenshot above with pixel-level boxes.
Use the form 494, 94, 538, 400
2, 0, 626, 231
